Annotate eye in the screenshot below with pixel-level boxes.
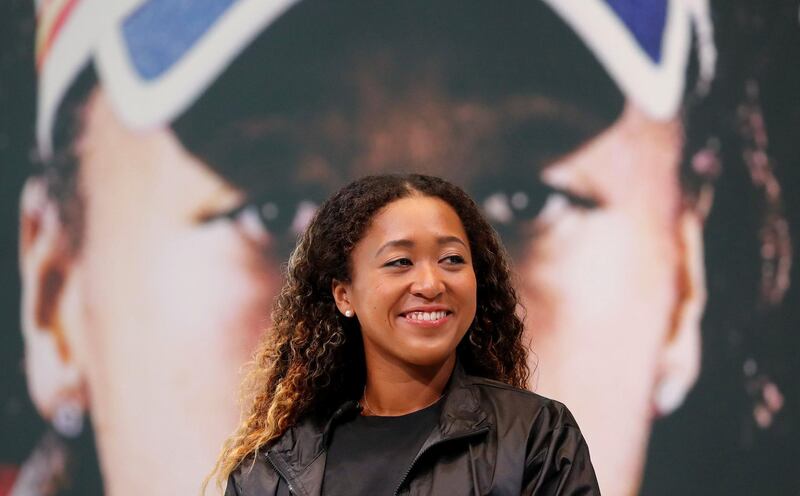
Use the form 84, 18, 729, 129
225, 204, 271, 244
548, 186, 599, 210
441, 254, 466, 265
385, 258, 413, 268
208, 198, 319, 242
478, 182, 598, 227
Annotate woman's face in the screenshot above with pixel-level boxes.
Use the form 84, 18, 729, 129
21, 89, 283, 495
334, 195, 477, 372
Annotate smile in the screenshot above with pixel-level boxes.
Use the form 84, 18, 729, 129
401, 311, 452, 326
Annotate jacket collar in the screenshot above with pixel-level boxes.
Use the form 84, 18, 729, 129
265, 360, 490, 496
436, 360, 489, 437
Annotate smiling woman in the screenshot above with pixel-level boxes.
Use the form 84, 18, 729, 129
209, 174, 600, 495
332, 195, 478, 380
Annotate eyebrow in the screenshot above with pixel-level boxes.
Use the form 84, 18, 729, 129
375, 236, 468, 258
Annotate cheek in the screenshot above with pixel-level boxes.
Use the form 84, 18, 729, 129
522, 210, 678, 362
517, 210, 679, 489
354, 272, 399, 312
78, 220, 280, 477
459, 271, 478, 324
81, 222, 276, 387
356, 284, 401, 343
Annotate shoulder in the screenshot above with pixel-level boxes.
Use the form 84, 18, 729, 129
463, 375, 600, 491
467, 382, 603, 493
467, 375, 578, 432
465, 375, 591, 462
226, 452, 280, 496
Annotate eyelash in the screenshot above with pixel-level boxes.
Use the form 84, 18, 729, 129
206, 198, 319, 238
386, 258, 413, 267
478, 181, 599, 228
549, 185, 598, 210
384, 255, 466, 268
443, 255, 466, 265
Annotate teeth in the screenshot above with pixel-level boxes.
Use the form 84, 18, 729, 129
407, 311, 447, 321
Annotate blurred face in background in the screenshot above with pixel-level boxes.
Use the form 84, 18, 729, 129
21, 89, 283, 495
515, 104, 703, 495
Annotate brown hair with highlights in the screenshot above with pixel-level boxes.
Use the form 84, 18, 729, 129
205, 174, 528, 491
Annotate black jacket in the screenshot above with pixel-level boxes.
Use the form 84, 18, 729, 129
226, 364, 600, 495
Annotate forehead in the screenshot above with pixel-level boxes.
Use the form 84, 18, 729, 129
359, 196, 469, 247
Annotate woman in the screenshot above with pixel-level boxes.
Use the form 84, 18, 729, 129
209, 174, 599, 495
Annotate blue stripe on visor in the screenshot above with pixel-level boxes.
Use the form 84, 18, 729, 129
122, 0, 238, 80
603, 0, 667, 62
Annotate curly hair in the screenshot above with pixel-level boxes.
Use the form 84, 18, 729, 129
205, 173, 529, 490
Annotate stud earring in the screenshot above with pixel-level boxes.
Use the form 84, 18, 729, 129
52, 398, 85, 438
653, 377, 687, 417
344, 310, 354, 318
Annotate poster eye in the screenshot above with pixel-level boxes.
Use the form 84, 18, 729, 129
480, 182, 599, 228
214, 198, 319, 242
479, 183, 550, 226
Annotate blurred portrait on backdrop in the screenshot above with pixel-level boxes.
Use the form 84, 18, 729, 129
2, 0, 796, 495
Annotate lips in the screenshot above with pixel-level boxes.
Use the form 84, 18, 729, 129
405, 310, 449, 321
399, 308, 453, 326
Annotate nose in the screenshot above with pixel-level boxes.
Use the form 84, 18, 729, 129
410, 262, 445, 300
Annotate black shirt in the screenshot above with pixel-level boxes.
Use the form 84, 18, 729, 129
322, 399, 442, 496
227, 364, 601, 495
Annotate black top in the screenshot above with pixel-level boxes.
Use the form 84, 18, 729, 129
322, 399, 442, 496
227, 362, 601, 495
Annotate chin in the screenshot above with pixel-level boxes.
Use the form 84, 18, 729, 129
398, 342, 460, 368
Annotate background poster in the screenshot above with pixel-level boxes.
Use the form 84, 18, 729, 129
1, 0, 798, 494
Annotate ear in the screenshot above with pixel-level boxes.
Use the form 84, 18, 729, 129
652, 211, 706, 417
331, 279, 354, 317
19, 177, 88, 433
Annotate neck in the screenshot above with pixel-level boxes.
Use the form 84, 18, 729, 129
362, 353, 456, 416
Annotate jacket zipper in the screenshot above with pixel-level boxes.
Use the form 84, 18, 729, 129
265, 451, 299, 496
262, 402, 358, 496
392, 426, 490, 496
